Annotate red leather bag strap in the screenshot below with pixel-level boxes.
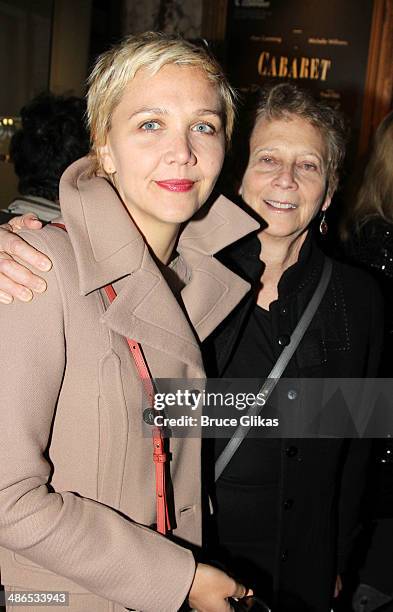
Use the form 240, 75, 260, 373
52, 222, 171, 535
103, 285, 171, 535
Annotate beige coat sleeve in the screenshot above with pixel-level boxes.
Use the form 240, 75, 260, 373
0, 231, 195, 612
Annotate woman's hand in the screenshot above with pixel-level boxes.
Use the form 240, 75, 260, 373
189, 563, 252, 611
0, 214, 51, 303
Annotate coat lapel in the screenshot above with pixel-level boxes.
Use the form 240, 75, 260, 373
102, 250, 204, 371
179, 250, 253, 343
59, 157, 146, 295
178, 194, 260, 342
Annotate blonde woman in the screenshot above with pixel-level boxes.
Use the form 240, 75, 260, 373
340, 110, 393, 242
0, 33, 257, 611
340, 111, 393, 354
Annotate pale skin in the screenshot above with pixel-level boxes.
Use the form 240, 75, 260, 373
0, 113, 342, 602
240, 115, 332, 310
0, 213, 50, 303
0, 63, 253, 611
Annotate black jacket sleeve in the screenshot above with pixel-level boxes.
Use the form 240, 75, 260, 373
337, 278, 384, 572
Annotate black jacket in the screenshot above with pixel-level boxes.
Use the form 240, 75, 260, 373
0, 210, 14, 225
203, 232, 384, 612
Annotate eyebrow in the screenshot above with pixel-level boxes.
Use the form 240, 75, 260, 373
253, 146, 323, 163
128, 107, 223, 121
195, 109, 223, 120
128, 107, 167, 119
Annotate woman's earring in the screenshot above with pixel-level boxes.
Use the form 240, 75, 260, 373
319, 211, 328, 235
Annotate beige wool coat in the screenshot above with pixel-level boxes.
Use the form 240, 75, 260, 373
0, 157, 258, 611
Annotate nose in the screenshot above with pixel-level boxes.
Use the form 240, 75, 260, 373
163, 132, 197, 166
272, 163, 297, 190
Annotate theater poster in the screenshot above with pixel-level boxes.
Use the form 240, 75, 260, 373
225, 0, 378, 157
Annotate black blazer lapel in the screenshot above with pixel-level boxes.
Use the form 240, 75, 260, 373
203, 233, 262, 376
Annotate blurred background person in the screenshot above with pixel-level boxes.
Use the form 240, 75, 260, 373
340, 110, 393, 374
340, 110, 393, 612
2, 93, 89, 222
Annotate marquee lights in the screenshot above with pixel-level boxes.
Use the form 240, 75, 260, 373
0, 117, 20, 161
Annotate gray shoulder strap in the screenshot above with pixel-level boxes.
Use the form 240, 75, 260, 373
215, 257, 333, 482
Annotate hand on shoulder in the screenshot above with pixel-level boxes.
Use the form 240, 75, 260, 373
0, 213, 51, 303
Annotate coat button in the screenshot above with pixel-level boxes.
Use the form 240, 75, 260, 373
283, 499, 294, 510
278, 334, 290, 346
287, 389, 297, 400
281, 549, 289, 561
285, 445, 298, 457
279, 306, 288, 316
143, 408, 155, 425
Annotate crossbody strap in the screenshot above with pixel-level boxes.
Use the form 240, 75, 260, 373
215, 257, 333, 481
52, 223, 171, 535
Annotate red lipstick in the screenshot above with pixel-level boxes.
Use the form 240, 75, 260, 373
155, 179, 195, 192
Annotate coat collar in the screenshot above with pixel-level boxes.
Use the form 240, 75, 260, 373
58, 157, 260, 354
277, 230, 325, 301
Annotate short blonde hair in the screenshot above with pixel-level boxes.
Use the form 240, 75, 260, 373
87, 32, 236, 171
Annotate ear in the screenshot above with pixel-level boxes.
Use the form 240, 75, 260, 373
97, 143, 116, 175
321, 195, 331, 212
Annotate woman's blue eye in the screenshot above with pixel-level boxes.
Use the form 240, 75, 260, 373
192, 123, 214, 134
141, 121, 160, 131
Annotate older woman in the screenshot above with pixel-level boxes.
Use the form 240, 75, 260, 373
0, 83, 383, 611
0, 33, 258, 612
203, 83, 383, 611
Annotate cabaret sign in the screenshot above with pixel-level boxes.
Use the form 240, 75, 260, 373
257, 51, 332, 81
